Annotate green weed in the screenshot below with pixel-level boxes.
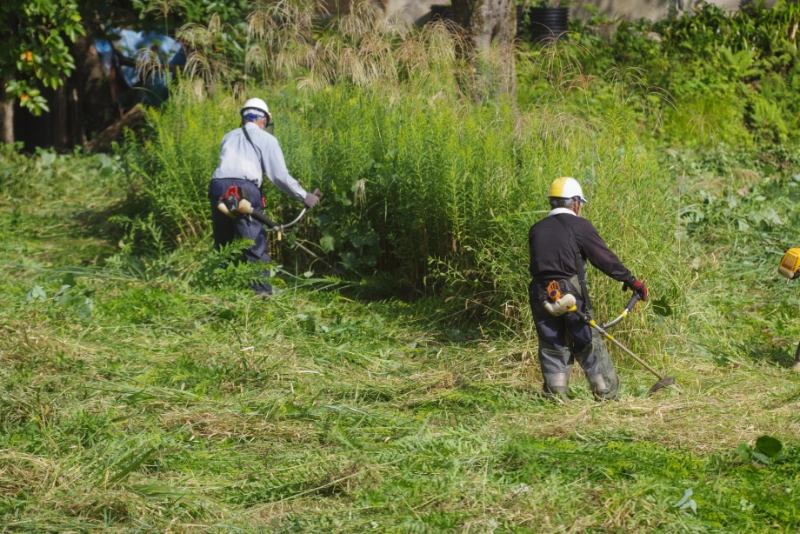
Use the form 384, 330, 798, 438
2, 136, 800, 532
125, 79, 684, 352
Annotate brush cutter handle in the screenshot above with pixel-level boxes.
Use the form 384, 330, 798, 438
599, 294, 641, 330
625, 293, 641, 313
262, 189, 322, 233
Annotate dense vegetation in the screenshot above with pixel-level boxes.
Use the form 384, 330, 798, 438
2, 1, 800, 531
561, 0, 800, 147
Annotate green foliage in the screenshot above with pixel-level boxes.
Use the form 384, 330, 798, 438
671, 142, 800, 369
24, 274, 94, 320
125, 75, 683, 338
6, 6, 800, 530
3, 149, 800, 531
0, 0, 85, 115
737, 435, 786, 465
132, 0, 250, 26
558, 0, 800, 147
582, 3, 615, 27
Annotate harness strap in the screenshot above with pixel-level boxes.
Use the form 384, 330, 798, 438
241, 125, 268, 191
553, 215, 593, 312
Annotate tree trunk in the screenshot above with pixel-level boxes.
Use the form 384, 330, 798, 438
56, 85, 69, 149
451, 0, 517, 99
0, 90, 13, 145
85, 105, 145, 152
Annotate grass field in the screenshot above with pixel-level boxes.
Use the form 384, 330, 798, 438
2, 143, 800, 532
5, 2, 800, 531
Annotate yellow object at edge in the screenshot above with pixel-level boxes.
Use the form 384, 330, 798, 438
779, 247, 800, 279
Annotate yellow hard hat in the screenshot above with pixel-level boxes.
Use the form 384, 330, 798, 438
548, 177, 587, 203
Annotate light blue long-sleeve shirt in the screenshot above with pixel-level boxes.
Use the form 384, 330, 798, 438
211, 122, 307, 202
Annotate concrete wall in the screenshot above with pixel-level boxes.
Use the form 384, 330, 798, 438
385, 0, 442, 23
385, 0, 779, 24
570, 0, 764, 22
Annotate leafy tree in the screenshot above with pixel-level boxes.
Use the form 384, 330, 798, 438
0, 0, 87, 143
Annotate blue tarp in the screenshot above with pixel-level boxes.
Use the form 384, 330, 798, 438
95, 29, 187, 105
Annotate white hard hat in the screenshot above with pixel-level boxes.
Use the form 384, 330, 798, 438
548, 177, 587, 203
240, 97, 270, 117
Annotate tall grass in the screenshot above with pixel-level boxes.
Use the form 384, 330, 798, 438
121, 3, 688, 355
127, 77, 684, 341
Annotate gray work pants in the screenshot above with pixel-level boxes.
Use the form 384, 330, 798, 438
529, 275, 620, 400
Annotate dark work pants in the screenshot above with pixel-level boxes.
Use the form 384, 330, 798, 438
208, 178, 272, 295
529, 276, 619, 400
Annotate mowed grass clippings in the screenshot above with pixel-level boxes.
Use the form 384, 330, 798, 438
1, 150, 800, 531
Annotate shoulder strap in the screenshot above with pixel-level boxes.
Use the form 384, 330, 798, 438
553, 215, 593, 312
241, 125, 268, 181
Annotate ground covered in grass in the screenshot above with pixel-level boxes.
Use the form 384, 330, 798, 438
1, 146, 800, 533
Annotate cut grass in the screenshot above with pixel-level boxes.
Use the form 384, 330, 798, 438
2, 150, 800, 532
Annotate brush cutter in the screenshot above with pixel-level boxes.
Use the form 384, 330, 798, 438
547, 287, 677, 395
217, 186, 322, 240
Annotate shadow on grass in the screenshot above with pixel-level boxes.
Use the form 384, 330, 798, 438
736, 341, 800, 368
71, 198, 137, 244
324, 274, 518, 343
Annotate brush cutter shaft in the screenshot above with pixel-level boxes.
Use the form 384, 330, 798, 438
570, 305, 664, 380
248, 210, 279, 229
264, 188, 321, 233
265, 207, 306, 233
599, 326, 664, 379
233, 188, 321, 232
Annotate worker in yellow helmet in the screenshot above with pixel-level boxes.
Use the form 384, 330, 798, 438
528, 177, 647, 401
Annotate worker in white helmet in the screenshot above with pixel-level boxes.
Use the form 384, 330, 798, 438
209, 97, 320, 295
528, 177, 647, 400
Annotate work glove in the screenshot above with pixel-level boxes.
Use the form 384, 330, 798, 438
304, 192, 320, 209
626, 279, 648, 301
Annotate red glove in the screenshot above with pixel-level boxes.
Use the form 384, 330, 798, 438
631, 280, 648, 301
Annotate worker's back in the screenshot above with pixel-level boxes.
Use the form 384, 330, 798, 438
528, 213, 583, 282
530, 211, 635, 287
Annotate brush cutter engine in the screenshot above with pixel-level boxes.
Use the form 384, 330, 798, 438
543, 280, 577, 316
778, 247, 800, 372
217, 185, 254, 218
216, 186, 322, 235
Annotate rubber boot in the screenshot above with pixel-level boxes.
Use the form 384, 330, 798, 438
542, 372, 572, 401
538, 337, 574, 402
574, 329, 620, 401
